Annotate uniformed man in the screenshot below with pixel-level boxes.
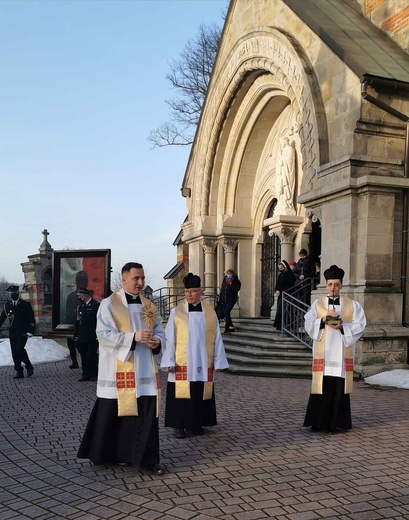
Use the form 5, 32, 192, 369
0, 285, 35, 379
74, 288, 100, 382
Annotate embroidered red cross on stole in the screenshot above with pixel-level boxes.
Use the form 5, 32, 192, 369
208, 368, 214, 381
313, 359, 324, 372
155, 371, 161, 389
175, 365, 188, 380
345, 358, 354, 371
116, 372, 135, 388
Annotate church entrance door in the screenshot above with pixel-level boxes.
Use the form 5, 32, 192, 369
260, 227, 281, 317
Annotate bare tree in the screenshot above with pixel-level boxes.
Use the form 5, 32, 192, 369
148, 23, 222, 148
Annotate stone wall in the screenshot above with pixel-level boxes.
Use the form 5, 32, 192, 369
355, 0, 409, 51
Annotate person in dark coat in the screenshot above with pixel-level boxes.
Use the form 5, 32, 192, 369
273, 260, 296, 330
293, 249, 315, 304
219, 269, 241, 333
74, 288, 100, 382
0, 285, 35, 379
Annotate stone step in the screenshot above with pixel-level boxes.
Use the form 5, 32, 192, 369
223, 327, 298, 345
226, 351, 312, 367
227, 363, 312, 379
224, 343, 312, 360
222, 318, 312, 378
223, 333, 309, 350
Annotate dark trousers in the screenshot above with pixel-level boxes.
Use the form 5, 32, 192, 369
67, 337, 78, 365
10, 336, 33, 374
221, 302, 235, 330
77, 340, 99, 379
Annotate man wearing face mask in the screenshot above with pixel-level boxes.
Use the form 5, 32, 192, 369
0, 285, 35, 379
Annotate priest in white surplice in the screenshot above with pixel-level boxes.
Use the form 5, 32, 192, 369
77, 262, 167, 474
303, 265, 366, 434
161, 273, 229, 439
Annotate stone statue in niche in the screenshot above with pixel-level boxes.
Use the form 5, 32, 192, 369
275, 136, 296, 215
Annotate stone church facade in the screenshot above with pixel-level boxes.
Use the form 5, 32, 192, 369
178, 0, 409, 375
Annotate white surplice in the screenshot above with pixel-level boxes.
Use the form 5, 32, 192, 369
304, 296, 366, 378
161, 301, 229, 382
96, 289, 166, 399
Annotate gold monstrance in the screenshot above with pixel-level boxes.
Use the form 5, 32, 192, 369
140, 300, 159, 338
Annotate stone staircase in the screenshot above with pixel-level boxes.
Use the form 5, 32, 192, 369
222, 318, 312, 379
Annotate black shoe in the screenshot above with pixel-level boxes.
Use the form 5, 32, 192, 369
78, 377, 91, 382
13, 373, 24, 379
174, 428, 186, 439
69, 363, 79, 369
26, 368, 34, 377
328, 428, 342, 435
188, 427, 207, 437
142, 464, 168, 475
223, 329, 230, 334
229, 327, 235, 332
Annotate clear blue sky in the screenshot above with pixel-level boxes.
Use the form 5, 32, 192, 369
1, 0, 227, 290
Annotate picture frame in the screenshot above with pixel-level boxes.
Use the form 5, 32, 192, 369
52, 249, 111, 330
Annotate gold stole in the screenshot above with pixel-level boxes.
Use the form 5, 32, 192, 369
110, 291, 161, 417
311, 296, 354, 395
173, 300, 216, 400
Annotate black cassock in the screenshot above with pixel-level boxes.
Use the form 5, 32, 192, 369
77, 396, 159, 467
303, 376, 352, 432
164, 382, 217, 432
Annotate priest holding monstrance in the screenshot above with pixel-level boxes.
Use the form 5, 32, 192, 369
303, 265, 366, 434
77, 262, 167, 474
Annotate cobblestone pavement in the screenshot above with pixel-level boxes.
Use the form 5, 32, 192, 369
1, 359, 409, 520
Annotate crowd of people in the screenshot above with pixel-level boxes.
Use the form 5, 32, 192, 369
1, 254, 366, 473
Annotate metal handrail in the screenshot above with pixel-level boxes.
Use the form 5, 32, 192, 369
149, 286, 220, 322
281, 278, 314, 349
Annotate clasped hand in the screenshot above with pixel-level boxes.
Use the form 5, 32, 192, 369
134, 328, 159, 349
322, 309, 343, 329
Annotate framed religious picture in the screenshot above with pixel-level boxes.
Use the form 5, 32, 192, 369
52, 249, 111, 330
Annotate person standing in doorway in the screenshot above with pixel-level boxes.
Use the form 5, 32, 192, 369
293, 249, 314, 303
273, 260, 296, 331
219, 269, 241, 333
0, 285, 35, 379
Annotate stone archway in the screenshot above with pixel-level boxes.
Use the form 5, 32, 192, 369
182, 26, 328, 317
185, 28, 328, 222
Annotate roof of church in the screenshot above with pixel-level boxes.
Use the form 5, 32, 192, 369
164, 261, 184, 280
283, 0, 409, 86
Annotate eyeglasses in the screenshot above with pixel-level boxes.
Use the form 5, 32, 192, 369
184, 289, 201, 295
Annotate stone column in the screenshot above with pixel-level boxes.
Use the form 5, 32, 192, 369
221, 238, 239, 272
264, 215, 304, 262
201, 239, 217, 294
